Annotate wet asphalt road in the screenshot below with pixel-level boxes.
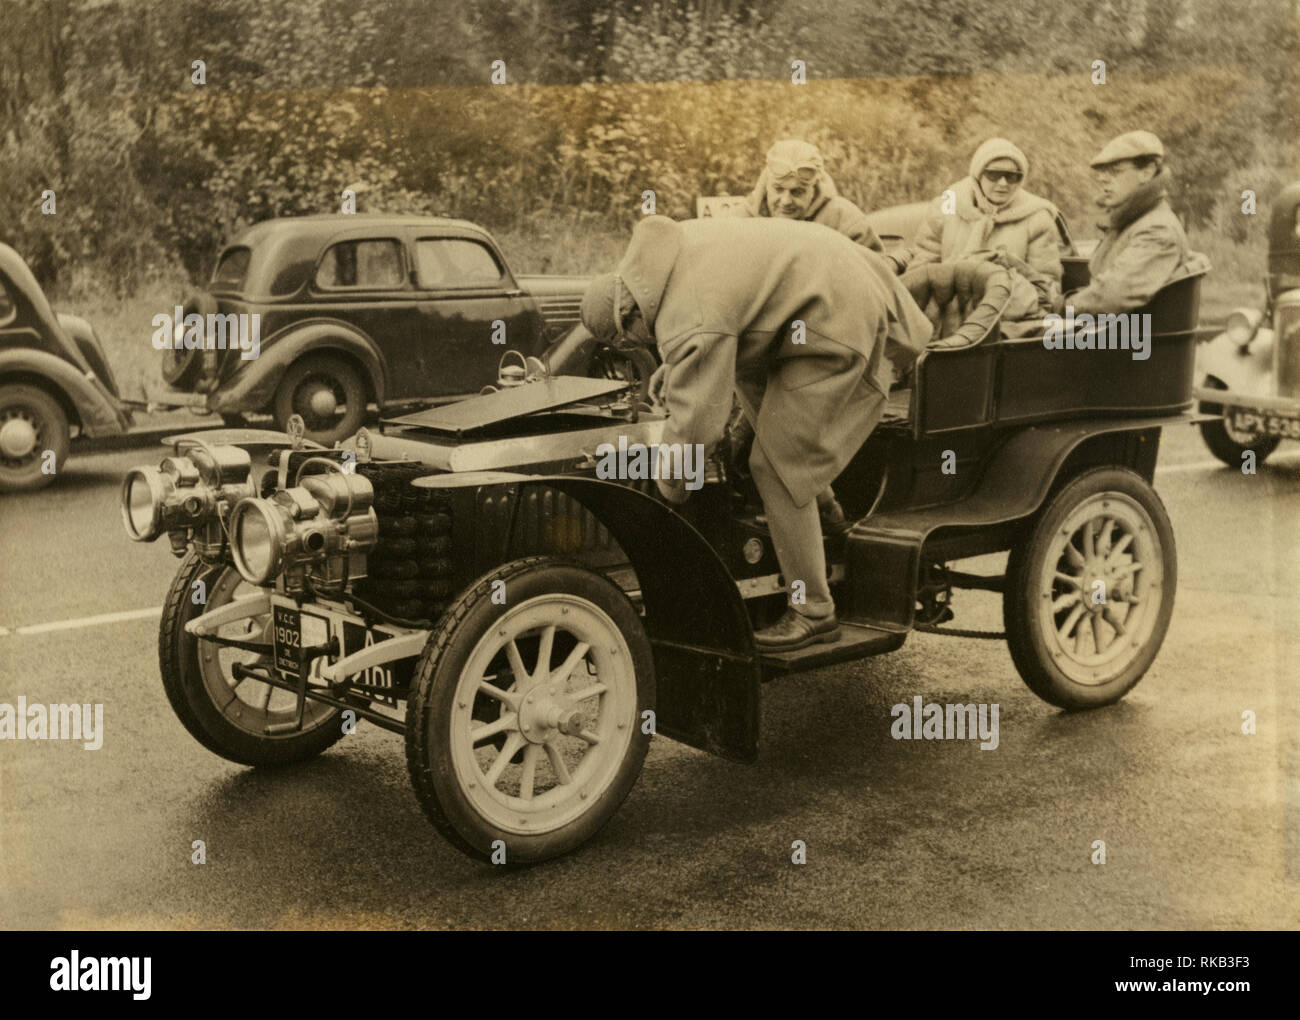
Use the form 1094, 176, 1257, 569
1, 426, 1298, 930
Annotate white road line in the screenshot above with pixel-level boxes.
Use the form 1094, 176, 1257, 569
11, 606, 162, 636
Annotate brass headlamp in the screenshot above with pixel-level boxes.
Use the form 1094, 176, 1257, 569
228, 459, 378, 595
121, 442, 255, 558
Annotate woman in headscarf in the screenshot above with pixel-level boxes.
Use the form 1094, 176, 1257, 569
742, 139, 888, 255
900, 138, 1063, 313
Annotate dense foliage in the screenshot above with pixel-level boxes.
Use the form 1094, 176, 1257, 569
1, 0, 1295, 291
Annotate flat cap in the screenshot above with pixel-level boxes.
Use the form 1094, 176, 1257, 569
1089, 130, 1165, 168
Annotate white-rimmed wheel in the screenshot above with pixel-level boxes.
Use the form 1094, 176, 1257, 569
406, 557, 654, 864
1004, 467, 1176, 710
159, 551, 350, 766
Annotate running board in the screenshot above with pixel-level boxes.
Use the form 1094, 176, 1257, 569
759, 622, 906, 678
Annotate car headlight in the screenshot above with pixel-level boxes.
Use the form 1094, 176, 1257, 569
120, 443, 253, 548
228, 466, 378, 593
229, 497, 291, 584
1225, 307, 1262, 346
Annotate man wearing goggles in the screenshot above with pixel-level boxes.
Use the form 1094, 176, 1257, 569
743, 139, 890, 257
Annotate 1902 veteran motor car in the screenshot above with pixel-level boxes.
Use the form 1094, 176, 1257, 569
1194, 180, 1300, 465
121, 253, 1207, 863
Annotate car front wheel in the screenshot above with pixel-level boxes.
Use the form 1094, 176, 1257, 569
1004, 467, 1176, 710
159, 552, 350, 766
406, 556, 655, 864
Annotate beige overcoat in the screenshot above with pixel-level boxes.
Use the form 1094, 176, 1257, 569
617, 216, 933, 507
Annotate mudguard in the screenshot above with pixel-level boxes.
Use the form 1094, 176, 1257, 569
441, 472, 761, 763
1195, 326, 1275, 401
206, 320, 387, 413
540, 477, 760, 762
0, 347, 131, 436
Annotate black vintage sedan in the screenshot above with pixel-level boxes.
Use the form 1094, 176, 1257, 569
162, 215, 594, 444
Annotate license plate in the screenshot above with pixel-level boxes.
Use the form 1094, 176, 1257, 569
1230, 409, 1300, 440
272, 605, 302, 677
271, 602, 398, 706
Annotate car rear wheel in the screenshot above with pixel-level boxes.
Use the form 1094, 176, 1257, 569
1004, 467, 1176, 710
406, 556, 654, 864
159, 551, 350, 766
273, 354, 367, 445
0, 383, 70, 492
1197, 375, 1280, 467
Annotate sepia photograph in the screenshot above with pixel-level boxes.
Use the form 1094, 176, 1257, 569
0, 0, 1296, 959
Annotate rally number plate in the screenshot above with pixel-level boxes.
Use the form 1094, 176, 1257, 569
271, 601, 399, 706
272, 605, 302, 677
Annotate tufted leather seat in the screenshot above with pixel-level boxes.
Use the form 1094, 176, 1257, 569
900, 260, 1016, 350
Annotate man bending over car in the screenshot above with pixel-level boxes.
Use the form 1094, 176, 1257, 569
580, 215, 933, 652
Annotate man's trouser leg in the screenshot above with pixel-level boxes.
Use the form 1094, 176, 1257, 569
749, 440, 835, 619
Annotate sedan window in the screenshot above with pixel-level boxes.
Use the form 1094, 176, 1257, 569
316, 239, 406, 289
416, 239, 504, 289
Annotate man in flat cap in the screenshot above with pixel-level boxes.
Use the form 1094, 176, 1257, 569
1070, 130, 1207, 313
580, 215, 933, 651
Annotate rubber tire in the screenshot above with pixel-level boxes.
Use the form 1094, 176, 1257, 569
587, 343, 658, 405
161, 292, 218, 388
159, 551, 350, 766
0, 383, 70, 492
1197, 376, 1280, 468
406, 556, 655, 865
273, 354, 368, 446
1003, 467, 1177, 710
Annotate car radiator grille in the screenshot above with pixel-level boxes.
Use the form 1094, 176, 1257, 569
353, 462, 454, 624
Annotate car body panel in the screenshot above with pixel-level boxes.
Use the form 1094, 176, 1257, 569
187, 215, 587, 415
0, 243, 131, 436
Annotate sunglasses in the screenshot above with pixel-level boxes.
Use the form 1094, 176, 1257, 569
981, 170, 1023, 185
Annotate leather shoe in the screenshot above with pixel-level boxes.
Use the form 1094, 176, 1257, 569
754, 608, 841, 651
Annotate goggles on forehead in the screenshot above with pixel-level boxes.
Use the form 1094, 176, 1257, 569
768, 162, 820, 184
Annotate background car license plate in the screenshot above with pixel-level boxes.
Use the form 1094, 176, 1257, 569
1231, 409, 1300, 439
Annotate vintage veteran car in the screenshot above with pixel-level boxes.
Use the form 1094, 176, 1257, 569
121, 253, 1206, 864
0, 243, 133, 491
159, 214, 639, 445
1194, 180, 1300, 465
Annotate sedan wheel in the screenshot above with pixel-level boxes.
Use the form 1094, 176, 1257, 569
0, 383, 70, 492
